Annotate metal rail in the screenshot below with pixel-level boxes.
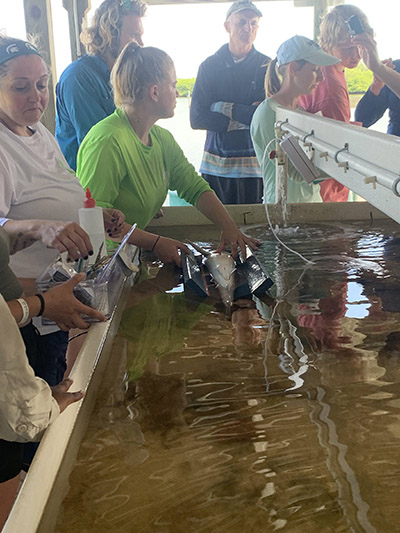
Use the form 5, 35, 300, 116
275, 107, 400, 224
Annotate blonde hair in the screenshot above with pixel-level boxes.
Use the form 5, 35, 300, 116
81, 0, 146, 57
111, 42, 173, 107
318, 4, 373, 53
265, 57, 307, 97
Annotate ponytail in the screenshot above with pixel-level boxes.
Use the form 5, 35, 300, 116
265, 58, 280, 97
264, 58, 308, 97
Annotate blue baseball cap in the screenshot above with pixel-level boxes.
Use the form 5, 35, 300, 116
277, 35, 340, 67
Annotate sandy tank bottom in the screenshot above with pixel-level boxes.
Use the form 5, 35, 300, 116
55, 220, 400, 533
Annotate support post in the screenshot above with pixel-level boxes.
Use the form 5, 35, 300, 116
23, 0, 57, 133
313, 0, 328, 39
62, 0, 90, 62
312, 0, 345, 40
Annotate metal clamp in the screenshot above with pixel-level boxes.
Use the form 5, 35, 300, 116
334, 143, 349, 163
392, 177, 400, 197
302, 130, 314, 143
276, 119, 289, 133
334, 143, 349, 172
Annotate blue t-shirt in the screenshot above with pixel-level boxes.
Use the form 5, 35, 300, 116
55, 54, 115, 171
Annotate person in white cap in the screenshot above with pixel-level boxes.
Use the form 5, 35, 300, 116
190, 0, 270, 205
250, 35, 340, 204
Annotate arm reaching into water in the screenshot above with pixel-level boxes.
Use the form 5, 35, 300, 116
196, 191, 261, 258
115, 223, 189, 267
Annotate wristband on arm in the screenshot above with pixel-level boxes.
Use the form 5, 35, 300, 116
16, 298, 30, 326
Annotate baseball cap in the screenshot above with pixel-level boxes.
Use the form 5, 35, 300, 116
226, 0, 262, 20
276, 35, 340, 67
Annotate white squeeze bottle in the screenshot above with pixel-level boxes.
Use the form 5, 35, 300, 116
78, 188, 106, 265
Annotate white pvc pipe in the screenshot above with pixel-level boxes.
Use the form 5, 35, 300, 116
275, 107, 400, 225
279, 122, 400, 196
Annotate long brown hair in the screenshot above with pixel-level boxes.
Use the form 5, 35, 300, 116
264, 58, 307, 97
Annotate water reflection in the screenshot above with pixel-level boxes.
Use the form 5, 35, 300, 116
57, 222, 400, 533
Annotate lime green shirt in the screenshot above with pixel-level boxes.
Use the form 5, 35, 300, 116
77, 109, 212, 228
251, 98, 322, 204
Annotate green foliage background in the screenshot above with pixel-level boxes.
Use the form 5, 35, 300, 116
177, 78, 196, 96
345, 63, 373, 93
176, 65, 372, 98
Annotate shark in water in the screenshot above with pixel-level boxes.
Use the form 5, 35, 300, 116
187, 241, 236, 308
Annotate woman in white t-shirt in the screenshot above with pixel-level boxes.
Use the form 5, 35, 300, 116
0, 37, 126, 388
0, 36, 198, 387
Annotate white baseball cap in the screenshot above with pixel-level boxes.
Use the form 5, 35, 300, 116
226, 0, 262, 20
277, 35, 340, 67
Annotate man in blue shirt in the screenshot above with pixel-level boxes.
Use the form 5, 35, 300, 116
190, 0, 270, 204
55, 0, 146, 170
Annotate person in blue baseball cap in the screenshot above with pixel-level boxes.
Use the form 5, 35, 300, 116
250, 35, 339, 205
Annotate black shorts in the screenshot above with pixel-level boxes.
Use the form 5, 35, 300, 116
0, 439, 23, 482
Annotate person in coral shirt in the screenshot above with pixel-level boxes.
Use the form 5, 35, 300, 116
299, 4, 373, 202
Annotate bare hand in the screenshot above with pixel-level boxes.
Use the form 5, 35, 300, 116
102, 208, 125, 239
382, 58, 395, 70
36, 220, 93, 261
51, 378, 84, 413
216, 228, 261, 259
352, 33, 380, 72
153, 237, 190, 266
43, 273, 107, 330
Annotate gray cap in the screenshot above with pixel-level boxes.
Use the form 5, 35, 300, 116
226, 0, 262, 20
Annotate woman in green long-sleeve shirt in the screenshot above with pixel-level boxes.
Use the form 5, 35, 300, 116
77, 43, 259, 261
78, 107, 210, 229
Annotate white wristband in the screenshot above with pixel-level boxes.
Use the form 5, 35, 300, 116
16, 298, 30, 326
